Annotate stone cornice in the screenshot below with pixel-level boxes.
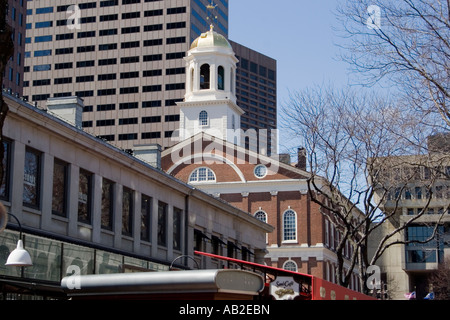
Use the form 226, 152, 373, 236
177, 99, 244, 115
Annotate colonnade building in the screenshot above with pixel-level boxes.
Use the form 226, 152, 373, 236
0, 92, 272, 299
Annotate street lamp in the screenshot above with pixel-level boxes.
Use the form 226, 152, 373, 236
170, 255, 200, 270
0, 203, 33, 267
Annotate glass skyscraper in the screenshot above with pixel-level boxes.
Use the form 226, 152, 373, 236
22, 0, 276, 150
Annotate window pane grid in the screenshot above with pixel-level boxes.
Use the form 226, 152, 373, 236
101, 179, 114, 229
283, 210, 296, 241
23, 148, 41, 208
199, 111, 208, 126
198, 167, 207, 181
254, 211, 267, 223
78, 169, 92, 223
189, 167, 216, 183
283, 261, 297, 272
52, 160, 68, 216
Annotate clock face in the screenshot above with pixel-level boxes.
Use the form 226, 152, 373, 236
254, 164, 268, 179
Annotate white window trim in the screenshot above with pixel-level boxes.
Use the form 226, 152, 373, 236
282, 260, 298, 272
254, 210, 268, 244
254, 210, 267, 223
199, 110, 209, 127
282, 209, 297, 243
188, 167, 217, 184
254, 164, 268, 179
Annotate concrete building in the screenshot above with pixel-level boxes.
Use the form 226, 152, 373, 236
369, 135, 450, 300
161, 27, 363, 291
21, 0, 277, 150
0, 91, 272, 299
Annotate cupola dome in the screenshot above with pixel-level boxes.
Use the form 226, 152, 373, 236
178, 25, 243, 146
190, 25, 232, 51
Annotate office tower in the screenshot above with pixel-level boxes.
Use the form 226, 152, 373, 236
23, 0, 276, 150
231, 41, 277, 154
231, 42, 276, 134
2, 0, 27, 97
369, 133, 450, 300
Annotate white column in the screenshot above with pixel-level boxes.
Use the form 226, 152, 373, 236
133, 192, 142, 253
113, 184, 122, 247
210, 63, 216, 91
193, 62, 200, 92
167, 205, 174, 262
151, 199, 159, 257
92, 174, 102, 243
10, 141, 25, 221
67, 165, 79, 238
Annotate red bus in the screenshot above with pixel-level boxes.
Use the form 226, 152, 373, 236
195, 251, 377, 300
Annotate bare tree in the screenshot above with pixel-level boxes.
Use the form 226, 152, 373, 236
281, 84, 449, 294
335, 0, 450, 128
429, 258, 450, 300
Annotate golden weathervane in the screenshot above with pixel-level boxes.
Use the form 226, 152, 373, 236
206, 1, 218, 30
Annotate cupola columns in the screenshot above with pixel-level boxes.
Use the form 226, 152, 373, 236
177, 27, 244, 146
183, 26, 238, 104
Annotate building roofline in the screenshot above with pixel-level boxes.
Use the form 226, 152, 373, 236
162, 131, 312, 178
3, 93, 272, 232
229, 39, 277, 64
177, 98, 244, 116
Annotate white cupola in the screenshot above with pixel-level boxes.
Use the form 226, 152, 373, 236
177, 25, 244, 146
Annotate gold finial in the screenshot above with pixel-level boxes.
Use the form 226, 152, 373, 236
206, 1, 218, 31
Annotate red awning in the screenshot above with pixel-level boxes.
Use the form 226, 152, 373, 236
195, 251, 377, 300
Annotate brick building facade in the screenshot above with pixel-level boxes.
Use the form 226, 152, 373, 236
161, 133, 361, 290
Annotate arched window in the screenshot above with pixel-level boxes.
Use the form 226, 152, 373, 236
255, 210, 268, 243
200, 64, 210, 89
189, 167, 216, 183
218, 66, 225, 90
199, 110, 208, 126
254, 210, 267, 223
283, 260, 298, 272
283, 209, 297, 242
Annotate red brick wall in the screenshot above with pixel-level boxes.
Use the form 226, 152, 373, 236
161, 139, 329, 280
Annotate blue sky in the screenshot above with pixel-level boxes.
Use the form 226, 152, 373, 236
228, 0, 352, 153
229, 0, 350, 101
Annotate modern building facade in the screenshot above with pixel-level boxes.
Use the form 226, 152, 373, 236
2, 0, 27, 97
369, 134, 450, 300
22, 0, 277, 150
161, 28, 363, 292
231, 41, 277, 153
0, 92, 272, 299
